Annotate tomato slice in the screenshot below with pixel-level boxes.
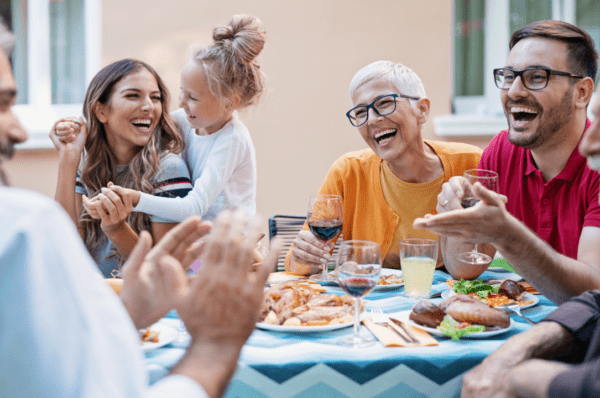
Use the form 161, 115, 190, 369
456, 322, 472, 329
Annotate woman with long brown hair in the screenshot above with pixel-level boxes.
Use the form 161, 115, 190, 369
50, 59, 193, 277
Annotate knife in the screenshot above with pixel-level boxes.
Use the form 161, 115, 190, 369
388, 318, 418, 344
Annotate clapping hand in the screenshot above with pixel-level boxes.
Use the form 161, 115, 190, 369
119, 216, 212, 329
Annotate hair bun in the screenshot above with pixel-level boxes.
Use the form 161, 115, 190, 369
213, 15, 266, 65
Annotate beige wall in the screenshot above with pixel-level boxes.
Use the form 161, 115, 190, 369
7, 0, 490, 236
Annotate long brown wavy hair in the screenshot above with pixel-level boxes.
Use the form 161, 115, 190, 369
80, 59, 183, 265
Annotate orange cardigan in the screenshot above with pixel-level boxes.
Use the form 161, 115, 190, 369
284, 140, 482, 271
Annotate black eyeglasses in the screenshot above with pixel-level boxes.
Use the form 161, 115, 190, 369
346, 93, 420, 127
493, 67, 584, 91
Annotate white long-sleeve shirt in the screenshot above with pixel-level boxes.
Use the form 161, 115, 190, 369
0, 187, 207, 398
134, 109, 257, 221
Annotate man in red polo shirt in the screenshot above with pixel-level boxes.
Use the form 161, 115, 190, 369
414, 20, 600, 305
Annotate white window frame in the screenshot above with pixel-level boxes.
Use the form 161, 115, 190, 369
13, 0, 102, 150
434, 0, 577, 137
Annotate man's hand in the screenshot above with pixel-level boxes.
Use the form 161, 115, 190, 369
414, 182, 509, 245
119, 216, 212, 329
169, 210, 282, 398
289, 230, 332, 274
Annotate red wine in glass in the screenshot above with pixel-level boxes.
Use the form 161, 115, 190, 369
308, 219, 343, 241
338, 275, 378, 298
461, 198, 481, 208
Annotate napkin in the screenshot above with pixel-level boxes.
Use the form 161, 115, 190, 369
363, 318, 438, 347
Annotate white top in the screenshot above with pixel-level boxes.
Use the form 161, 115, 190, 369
0, 187, 207, 398
134, 109, 257, 221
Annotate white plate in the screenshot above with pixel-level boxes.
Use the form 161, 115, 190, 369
256, 313, 366, 333
440, 290, 539, 310
407, 317, 515, 339
328, 268, 404, 290
141, 323, 178, 352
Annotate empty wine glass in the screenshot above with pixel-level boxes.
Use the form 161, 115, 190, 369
307, 194, 343, 282
457, 169, 499, 265
335, 240, 381, 347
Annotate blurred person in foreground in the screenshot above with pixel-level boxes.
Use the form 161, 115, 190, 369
0, 20, 281, 398
459, 82, 600, 398
286, 60, 482, 273
414, 20, 600, 304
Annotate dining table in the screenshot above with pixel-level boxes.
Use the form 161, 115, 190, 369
144, 265, 558, 398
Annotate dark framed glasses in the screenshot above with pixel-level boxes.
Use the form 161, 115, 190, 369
493, 67, 584, 91
346, 93, 420, 127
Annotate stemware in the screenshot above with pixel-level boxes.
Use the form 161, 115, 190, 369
457, 169, 499, 265
335, 240, 381, 347
307, 194, 343, 282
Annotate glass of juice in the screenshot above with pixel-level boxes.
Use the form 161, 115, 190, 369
400, 239, 438, 299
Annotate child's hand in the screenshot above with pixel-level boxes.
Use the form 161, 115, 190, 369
108, 183, 142, 208
84, 183, 134, 233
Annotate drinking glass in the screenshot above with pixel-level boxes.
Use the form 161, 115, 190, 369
457, 169, 499, 265
307, 194, 343, 282
335, 240, 381, 347
400, 239, 438, 299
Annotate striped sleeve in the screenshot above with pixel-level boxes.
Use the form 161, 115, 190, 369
151, 153, 193, 223
75, 169, 87, 196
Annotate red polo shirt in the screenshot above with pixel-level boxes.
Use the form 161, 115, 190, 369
479, 119, 600, 259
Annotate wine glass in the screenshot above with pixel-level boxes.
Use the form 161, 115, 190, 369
457, 169, 499, 265
335, 240, 381, 347
307, 194, 343, 282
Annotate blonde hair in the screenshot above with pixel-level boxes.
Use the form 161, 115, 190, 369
193, 15, 266, 109
349, 60, 426, 102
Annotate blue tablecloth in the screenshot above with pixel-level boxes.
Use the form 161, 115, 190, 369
145, 268, 558, 398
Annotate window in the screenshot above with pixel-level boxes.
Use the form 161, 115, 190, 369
435, 0, 600, 137
3, 0, 101, 149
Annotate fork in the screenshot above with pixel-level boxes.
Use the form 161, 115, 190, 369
507, 304, 536, 324
369, 309, 415, 344
370, 308, 388, 325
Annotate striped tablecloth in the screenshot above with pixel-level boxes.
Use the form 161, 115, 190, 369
145, 268, 557, 398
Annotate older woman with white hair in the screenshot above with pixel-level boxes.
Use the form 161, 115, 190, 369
286, 60, 483, 273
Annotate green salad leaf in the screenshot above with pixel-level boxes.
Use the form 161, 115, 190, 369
437, 315, 485, 340
453, 278, 500, 299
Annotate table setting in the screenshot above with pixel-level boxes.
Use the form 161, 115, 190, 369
142, 254, 558, 398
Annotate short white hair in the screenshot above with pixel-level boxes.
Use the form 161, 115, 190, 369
0, 18, 16, 57
349, 60, 426, 101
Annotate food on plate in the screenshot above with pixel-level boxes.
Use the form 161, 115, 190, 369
448, 279, 534, 307
259, 281, 356, 326
409, 300, 446, 328
105, 277, 123, 295
139, 328, 160, 343
498, 280, 526, 300
378, 273, 404, 285
440, 294, 510, 328
410, 294, 511, 339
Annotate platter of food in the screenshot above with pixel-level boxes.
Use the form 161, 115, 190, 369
408, 294, 516, 339
407, 317, 514, 338
441, 279, 539, 310
327, 268, 404, 290
257, 280, 357, 331
140, 323, 178, 352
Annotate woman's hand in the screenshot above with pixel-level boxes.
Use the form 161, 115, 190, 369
83, 182, 134, 234
289, 230, 333, 274
49, 117, 86, 160
436, 176, 467, 214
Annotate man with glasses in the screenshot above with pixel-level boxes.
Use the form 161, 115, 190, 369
285, 60, 482, 273
414, 20, 600, 304
459, 82, 600, 398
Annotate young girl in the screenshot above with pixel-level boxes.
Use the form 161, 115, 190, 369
50, 59, 193, 277
94, 15, 266, 222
